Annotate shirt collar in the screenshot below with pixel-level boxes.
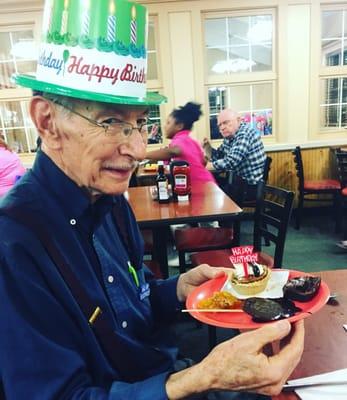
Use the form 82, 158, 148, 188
174, 130, 190, 137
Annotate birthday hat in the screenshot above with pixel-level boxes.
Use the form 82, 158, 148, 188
14, 0, 166, 105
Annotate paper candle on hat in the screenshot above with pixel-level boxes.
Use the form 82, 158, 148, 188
107, 1, 117, 43
82, 0, 90, 36
67, 0, 81, 42
42, 0, 53, 35
60, 0, 69, 35
130, 5, 137, 44
50, 0, 66, 36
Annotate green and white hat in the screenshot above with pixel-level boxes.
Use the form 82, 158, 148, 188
14, 0, 166, 105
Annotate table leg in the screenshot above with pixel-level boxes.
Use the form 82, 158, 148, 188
152, 226, 169, 279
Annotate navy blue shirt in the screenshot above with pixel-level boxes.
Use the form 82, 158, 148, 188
0, 151, 182, 399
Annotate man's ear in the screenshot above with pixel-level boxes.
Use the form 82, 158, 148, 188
29, 96, 62, 150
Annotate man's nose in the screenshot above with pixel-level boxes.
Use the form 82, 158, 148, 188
120, 129, 146, 154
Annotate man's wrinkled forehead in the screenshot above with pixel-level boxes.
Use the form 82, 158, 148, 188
218, 109, 238, 123
77, 99, 149, 116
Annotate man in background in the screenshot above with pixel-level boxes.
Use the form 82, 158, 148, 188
203, 109, 266, 200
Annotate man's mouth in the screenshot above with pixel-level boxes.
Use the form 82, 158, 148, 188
102, 162, 137, 176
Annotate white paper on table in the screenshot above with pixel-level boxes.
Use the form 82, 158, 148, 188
288, 368, 347, 400
221, 270, 289, 299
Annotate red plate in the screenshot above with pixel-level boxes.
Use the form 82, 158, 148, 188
186, 269, 330, 329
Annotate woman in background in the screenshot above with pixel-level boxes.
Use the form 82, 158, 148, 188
0, 137, 26, 197
146, 102, 215, 185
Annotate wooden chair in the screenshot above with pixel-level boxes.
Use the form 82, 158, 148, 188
334, 151, 347, 235
242, 155, 272, 208
191, 183, 294, 349
144, 259, 163, 279
141, 229, 163, 279
292, 146, 340, 230
191, 183, 294, 270
263, 155, 272, 184
174, 175, 246, 274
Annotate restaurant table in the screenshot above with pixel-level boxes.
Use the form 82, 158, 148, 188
127, 182, 243, 278
273, 269, 347, 400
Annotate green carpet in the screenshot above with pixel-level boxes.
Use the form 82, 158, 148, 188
239, 211, 347, 273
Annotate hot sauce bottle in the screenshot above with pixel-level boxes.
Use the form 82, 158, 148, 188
173, 165, 191, 202
156, 161, 170, 203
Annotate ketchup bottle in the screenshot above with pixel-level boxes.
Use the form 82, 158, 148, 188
173, 165, 191, 201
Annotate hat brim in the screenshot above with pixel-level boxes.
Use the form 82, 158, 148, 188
14, 74, 167, 106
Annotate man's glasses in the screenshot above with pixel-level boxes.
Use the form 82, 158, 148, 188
49, 98, 157, 140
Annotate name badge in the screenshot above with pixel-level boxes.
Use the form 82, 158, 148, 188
139, 283, 150, 300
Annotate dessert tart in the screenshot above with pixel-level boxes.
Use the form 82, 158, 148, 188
230, 263, 271, 295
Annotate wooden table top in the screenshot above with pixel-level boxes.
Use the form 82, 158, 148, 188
273, 269, 347, 400
127, 182, 242, 227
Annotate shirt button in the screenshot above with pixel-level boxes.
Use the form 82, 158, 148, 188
70, 219, 76, 225
107, 275, 114, 283
121, 321, 128, 329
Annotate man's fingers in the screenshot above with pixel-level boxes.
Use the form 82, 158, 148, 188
271, 320, 305, 370
245, 320, 292, 352
195, 264, 226, 281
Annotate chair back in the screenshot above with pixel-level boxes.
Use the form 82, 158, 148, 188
223, 173, 247, 206
129, 169, 138, 187
335, 151, 347, 189
292, 146, 304, 193
263, 156, 272, 184
253, 182, 294, 268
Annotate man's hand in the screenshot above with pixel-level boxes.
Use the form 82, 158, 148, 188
202, 138, 212, 159
166, 319, 305, 399
176, 264, 226, 302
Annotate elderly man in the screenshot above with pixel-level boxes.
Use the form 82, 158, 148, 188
203, 109, 266, 200
0, 1, 304, 399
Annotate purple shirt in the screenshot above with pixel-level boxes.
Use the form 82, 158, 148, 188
170, 130, 215, 185
0, 147, 26, 197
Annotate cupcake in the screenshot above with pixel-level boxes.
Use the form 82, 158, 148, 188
230, 262, 271, 296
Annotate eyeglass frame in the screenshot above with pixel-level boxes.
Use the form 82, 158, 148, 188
47, 97, 157, 140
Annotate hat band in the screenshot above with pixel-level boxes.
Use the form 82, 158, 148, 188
36, 43, 147, 98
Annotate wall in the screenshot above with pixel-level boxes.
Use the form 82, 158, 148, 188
4, 0, 347, 198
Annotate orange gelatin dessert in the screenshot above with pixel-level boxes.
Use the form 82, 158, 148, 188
197, 291, 242, 310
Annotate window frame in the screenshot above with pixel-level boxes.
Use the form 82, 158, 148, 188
145, 14, 165, 146
318, 3, 347, 134
202, 8, 277, 142
0, 16, 40, 153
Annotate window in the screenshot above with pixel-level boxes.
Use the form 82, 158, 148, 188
0, 29, 37, 89
0, 25, 38, 152
320, 7, 347, 130
146, 16, 163, 145
204, 10, 275, 139
208, 83, 273, 139
0, 100, 37, 152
